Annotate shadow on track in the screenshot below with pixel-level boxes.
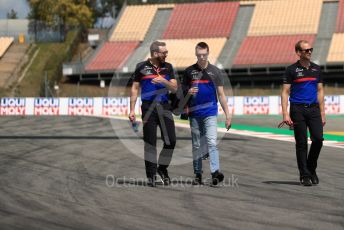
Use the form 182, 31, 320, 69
262, 181, 300, 186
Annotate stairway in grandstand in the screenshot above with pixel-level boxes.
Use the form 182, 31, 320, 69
312, 1, 338, 65
123, 8, 173, 72
0, 43, 29, 88
217, 5, 254, 69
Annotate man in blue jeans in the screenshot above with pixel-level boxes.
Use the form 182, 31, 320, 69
182, 42, 232, 185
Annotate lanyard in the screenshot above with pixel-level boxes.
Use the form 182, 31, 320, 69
153, 66, 161, 77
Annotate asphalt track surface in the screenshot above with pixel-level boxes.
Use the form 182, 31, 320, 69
0, 116, 343, 230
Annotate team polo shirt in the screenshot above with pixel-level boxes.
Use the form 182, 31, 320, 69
282, 61, 322, 104
133, 60, 175, 102
182, 63, 224, 117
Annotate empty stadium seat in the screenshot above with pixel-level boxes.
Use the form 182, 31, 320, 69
109, 4, 174, 42
327, 33, 344, 63
247, 0, 322, 36
162, 2, 239, 39
88, 1, 333, 73
142, 38, 227, 69
109, 5, 158, 41
0, 37, 14, 58
336, 0, 344, 32
233, 35, 316, 66
85, 41, 139, 71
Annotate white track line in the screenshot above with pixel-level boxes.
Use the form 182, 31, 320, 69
101, 115, 344, 149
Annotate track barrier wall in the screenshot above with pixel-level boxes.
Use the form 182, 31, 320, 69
0, 96, 343, 116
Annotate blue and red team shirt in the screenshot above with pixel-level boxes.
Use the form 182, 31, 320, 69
182, 63, 224, 118
133, 60, 175, 102
283, 61, 322, 104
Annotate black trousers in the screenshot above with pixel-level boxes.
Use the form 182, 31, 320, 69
141, 101, 176, 179
290, 104, 323, 177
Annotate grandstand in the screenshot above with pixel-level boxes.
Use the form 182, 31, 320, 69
0, 37, 14, 58
327, 0, 344, 64
85, 41, 140, 72
62, 0, 344, 86
0, 37, 29, 88
233, 35, 317, 66
162, 2, 239, 39
0, 36, 15, 87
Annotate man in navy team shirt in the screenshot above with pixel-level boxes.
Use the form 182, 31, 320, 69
129, 41, 177, 187
182, 42, 232, 186
281, 40, 325, 186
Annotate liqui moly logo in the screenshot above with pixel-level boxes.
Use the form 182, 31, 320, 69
325, 96, 340, 114
218, 97, 235, 115
278, 97, 290, 115
102, 97, 129, 116
34, 98, 60, 115
0, 98, 26, 115
243, 96, 269, 115
68, 98, 94, 116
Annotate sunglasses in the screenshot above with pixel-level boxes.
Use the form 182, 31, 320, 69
196, 53, 209, 58
299, 48, 313, 53
158, 51, 168, 55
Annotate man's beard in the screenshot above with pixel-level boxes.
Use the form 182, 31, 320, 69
158, 56, 165, 64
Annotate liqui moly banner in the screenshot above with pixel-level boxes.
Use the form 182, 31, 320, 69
277, 96, 291, 115
218, 96, 235, 115
243, 96, 269, 115
1, 96, 344, 116
324, 95, 340, 115
134, 97, 142, 115
102, 97, 129, 116
0, 98, 26, 115
34, 98, 59, 115
68, 98, 94, 116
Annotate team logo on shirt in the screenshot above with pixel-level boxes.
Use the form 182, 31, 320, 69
191, 70, 202, 80
297, 72, 304, 77
191, 70, 199, 75
192, 74, 200, 80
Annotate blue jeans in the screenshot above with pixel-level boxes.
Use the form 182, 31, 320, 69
190, 116, 220, 174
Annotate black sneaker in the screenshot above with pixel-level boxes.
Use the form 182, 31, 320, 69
157, 167, 171, 185
310, 172, 319, 185
300, 176, 312, 186
192, 173, 203, 185
147, 176, 157, 187
211, 170, 224, 186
